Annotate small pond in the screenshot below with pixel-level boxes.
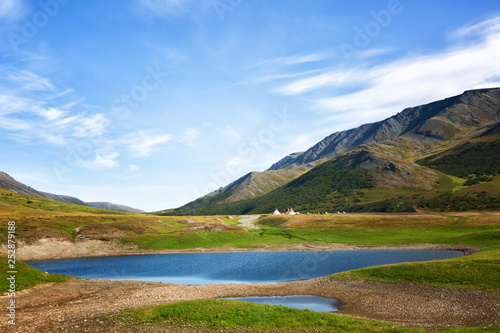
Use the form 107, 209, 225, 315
222, 295, 342, 312
26, 249, 461, 285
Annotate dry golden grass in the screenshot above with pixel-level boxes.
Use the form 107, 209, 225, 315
259, 212, 500, 230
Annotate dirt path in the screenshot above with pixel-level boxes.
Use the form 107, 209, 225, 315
2, 277, 499, 332
237, 215, 261, 229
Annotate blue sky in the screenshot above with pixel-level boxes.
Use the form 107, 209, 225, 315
1, 0, 500, 211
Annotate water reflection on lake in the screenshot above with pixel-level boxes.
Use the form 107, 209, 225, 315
222, 295, 342, 312
26, 249, 461, 285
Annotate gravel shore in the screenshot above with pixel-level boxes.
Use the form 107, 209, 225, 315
3, 272, 499, 332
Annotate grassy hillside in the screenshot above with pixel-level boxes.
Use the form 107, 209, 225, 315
0, 254, 69, 293
166, 159, 376, 215
417, 140, 500, 178
173, 169, 308, 213
0, 189, 129, 214
221, 169, 310, 203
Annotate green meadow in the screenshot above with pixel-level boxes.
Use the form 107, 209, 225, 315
104, 299, 499, 333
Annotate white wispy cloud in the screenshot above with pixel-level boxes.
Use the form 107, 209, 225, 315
122, 164, 141, 180
0, 63, 113, 142
128, 164, 140, 172
277, 16, 500, 125
451, 16, 500, 40
122, 131, 173, 157
7, 70, 55, 92
39, 108, 67, 120
0, 63, 123, 173
0, 94, 30, 116
72, 113, 110, 139
84, 152, 120, 169
249, 53, 331, 69
277, 68, 360, 95
177, 127, 199, 146
134, 0, 194, 17
354, 47, 395, 59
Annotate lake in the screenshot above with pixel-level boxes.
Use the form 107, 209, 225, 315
26, 249, 461, 285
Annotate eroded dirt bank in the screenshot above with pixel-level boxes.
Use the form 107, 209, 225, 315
14, 239, 479, 261
2, 277, 499, 332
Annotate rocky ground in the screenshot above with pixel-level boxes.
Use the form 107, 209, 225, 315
2, 269, 499, 332
236, 215, 261, 229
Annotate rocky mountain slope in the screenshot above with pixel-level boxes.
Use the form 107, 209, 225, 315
269, 88, 500, 170
166, 88, 500, 215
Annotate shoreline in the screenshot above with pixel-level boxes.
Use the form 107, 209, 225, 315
3, 273, 499, 331
18, 241, 479, 261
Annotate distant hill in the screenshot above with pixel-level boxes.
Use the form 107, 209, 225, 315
162, 88, 500, 215
0, 172, 85, 205
175, 168, 311, 213
86, 202, 145, 214
0, 172, 144, 214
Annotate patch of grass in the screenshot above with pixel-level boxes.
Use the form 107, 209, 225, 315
113, 299, 424, 332
257, 213, 500, 248
0, 254, 70, 294
333, 229, 500, 290
417, 140, 500, 178
335, 258, 500, 290
129, 228, 296, 250
459, 175, 500, 197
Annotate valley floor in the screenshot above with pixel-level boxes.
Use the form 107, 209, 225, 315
3, 212, 499, 331
2, 273, 499, 332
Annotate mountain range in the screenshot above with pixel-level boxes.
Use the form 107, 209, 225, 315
2, 88, 499, 215
0, 171, 144, 213
162, 88, 500, 215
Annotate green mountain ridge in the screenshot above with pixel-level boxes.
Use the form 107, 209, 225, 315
0, 172, 144, 214
162, 88, 500, 215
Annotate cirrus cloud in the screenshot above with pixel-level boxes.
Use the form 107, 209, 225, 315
276, 16, 500, 126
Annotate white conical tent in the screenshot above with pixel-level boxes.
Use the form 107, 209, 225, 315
285, 208, 296, 215
272, 208, 281, 215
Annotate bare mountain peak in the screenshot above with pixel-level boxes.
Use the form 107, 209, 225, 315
267, 151, 304, 171
269, 88, 500, 170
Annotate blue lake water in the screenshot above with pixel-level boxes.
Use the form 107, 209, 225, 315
222, 295, 342, 312
26, 249, 461, 285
